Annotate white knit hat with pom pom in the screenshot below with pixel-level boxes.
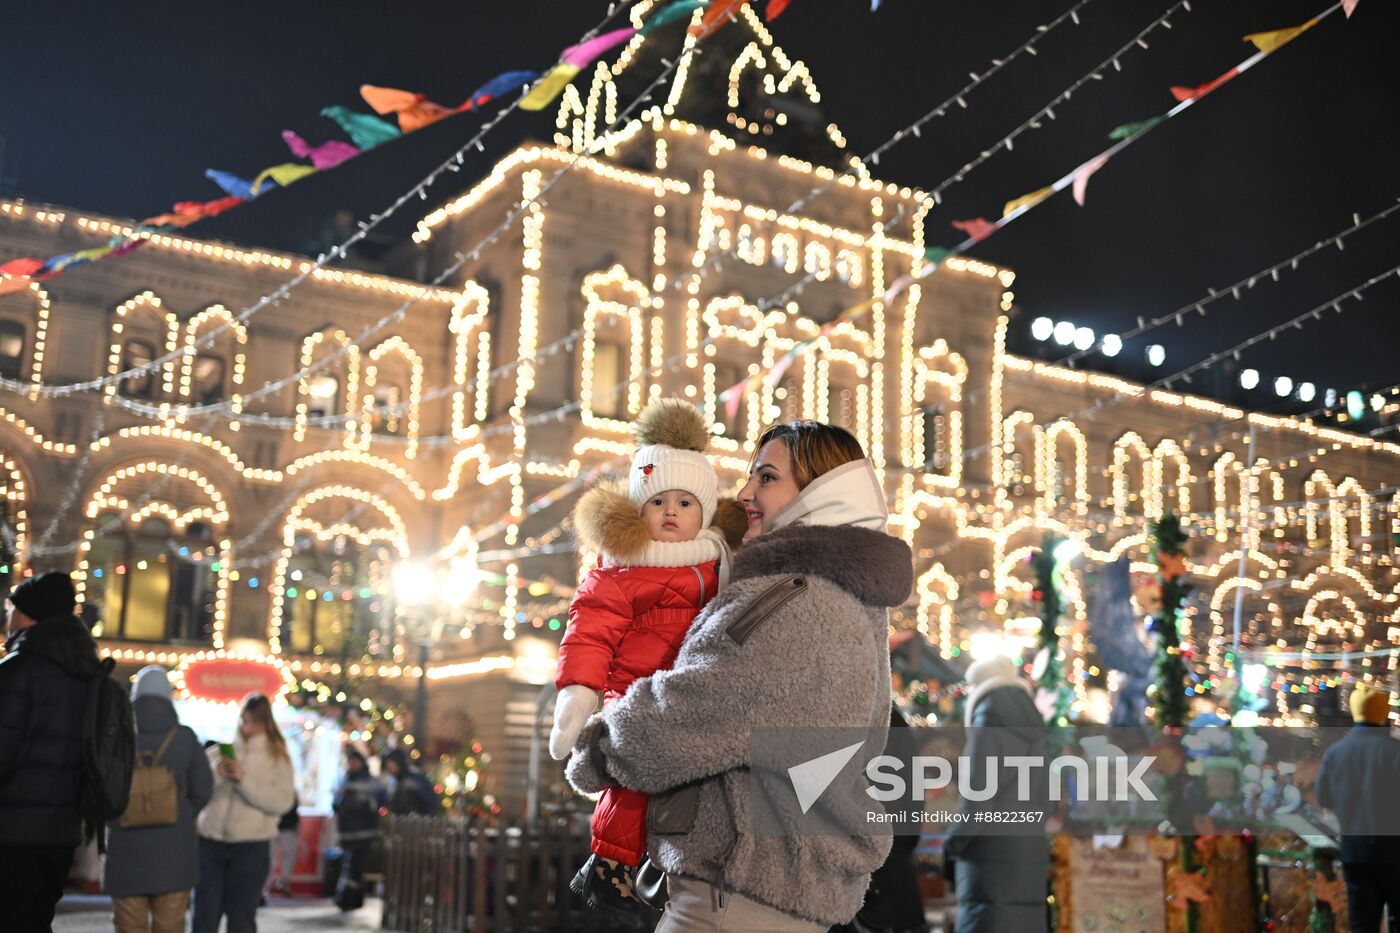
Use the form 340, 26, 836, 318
628, 398, 718, 528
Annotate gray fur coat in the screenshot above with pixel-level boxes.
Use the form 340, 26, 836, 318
567, 521, 913, 926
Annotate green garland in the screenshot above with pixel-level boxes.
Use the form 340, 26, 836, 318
1032, 534, 1074, 753
1148, 512, 1196, 933
1148, 512, 1190, 728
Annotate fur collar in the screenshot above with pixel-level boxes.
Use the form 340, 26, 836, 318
574, 482, 745, 564
732, 524, 913, 607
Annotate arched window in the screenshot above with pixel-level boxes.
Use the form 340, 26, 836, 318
0, 497, 17, 595
191, 355, 226, 404
120, 340, 157, 399
0, 321, 24, 379
281, 535, 394, 657
86, 513, 216, 644
305, 374, 340, 420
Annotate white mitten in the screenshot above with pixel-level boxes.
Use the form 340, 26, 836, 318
549, 684, 600, 760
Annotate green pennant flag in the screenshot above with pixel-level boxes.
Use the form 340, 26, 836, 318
923, 246, 952, 265
640, 0, 706, 35
320, 106, 401, 150
1107, 115, 1166, 141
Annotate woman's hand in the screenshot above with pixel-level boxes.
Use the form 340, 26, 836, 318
549, 685, 600, 760
218, 758, 245, 782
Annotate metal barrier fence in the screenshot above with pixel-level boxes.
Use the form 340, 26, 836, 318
380, 814, 658, 932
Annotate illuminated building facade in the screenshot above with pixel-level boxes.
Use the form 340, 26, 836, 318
0, 3, 1395, 807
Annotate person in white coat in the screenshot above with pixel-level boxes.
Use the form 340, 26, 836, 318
193, 693, 296, 933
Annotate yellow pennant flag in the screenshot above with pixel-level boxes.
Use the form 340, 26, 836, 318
1243, 22, 1309, 54
520, 63, 581, 111
1003, 186, 1055, 218
251, 163, 317, 195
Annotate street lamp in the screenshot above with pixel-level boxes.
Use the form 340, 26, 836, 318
392, 554, 482, 753
393, 561, 438, 753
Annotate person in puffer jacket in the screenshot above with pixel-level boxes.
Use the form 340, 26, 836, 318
549, 398, 745, 923
566, 421, 913, 932
194, 693, 296, 933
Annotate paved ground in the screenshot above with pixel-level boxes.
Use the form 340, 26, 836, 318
54, 895, 382, 931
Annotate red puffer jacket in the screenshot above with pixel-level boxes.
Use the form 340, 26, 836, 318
556, 560, 719, 701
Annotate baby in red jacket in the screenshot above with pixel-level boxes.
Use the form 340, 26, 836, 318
549, 398, 742, 919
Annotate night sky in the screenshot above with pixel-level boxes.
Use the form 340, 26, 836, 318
3, 0, 1396, 412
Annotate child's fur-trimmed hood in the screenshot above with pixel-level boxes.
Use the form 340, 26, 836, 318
574, 481, 746, 562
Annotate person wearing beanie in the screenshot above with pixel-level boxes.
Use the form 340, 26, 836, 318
0, 571, 102, 928
945, 653, 1049, 933
331, 748, 385, 911
550, 398, 744, 924
1316, 683, 1400, 931
104, 665, 214, 933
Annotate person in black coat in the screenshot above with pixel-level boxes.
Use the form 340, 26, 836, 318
944, 655, 1049, 933
0, 572, 103, 930
1315, 684, 1400, 933
833, 704, 929, 933
381, 747, 437, 816
332, 749, 385, 910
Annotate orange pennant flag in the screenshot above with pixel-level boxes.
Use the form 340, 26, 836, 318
691, 0, 752, 36
1243, 23, 1307, 54
1002, 186, 1054, 218
360, 85, 453, 132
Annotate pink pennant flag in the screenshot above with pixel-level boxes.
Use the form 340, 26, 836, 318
1341, 0, 1358, 16
882, 274, 916, 305
951, 218, 996, 242
720, 380, 745, 421
562, 27, 638, 68
282, 131, 360, 170
1072, 153, 1111, 206
765, 349, 799, 389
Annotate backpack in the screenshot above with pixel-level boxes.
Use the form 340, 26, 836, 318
119, 726, 180, 829
79, 656, 136, 852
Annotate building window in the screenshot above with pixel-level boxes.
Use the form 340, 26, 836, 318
120, 340, 157, 399
371, 384, 402, 435
0, 499, 15, 596
0, 321, 24, 379
828, 384, 854, 430
923, 405, 949, 475
306, 375, 339, 420
192, 355, 225, 404
281, 536, 393, 657
771, 234, 798, 273
779, 380, 800, 421
86, 514, 215, 645
589, 340, 626, 418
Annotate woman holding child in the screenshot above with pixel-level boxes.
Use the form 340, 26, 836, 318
556, 402, 912, 933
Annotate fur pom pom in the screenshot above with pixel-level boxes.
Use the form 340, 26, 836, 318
573, 483, 652, 559
634, 398, 710, 452
711, 498, 748, 553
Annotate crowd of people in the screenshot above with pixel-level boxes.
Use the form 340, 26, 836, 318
0, 569, 435, 932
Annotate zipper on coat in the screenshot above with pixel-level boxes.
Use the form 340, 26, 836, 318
690, 565, 707, 607
725, 575, 806, 645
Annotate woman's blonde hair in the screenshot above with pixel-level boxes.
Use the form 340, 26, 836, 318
240, 693, 290, 761
751, 421, 866, 489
